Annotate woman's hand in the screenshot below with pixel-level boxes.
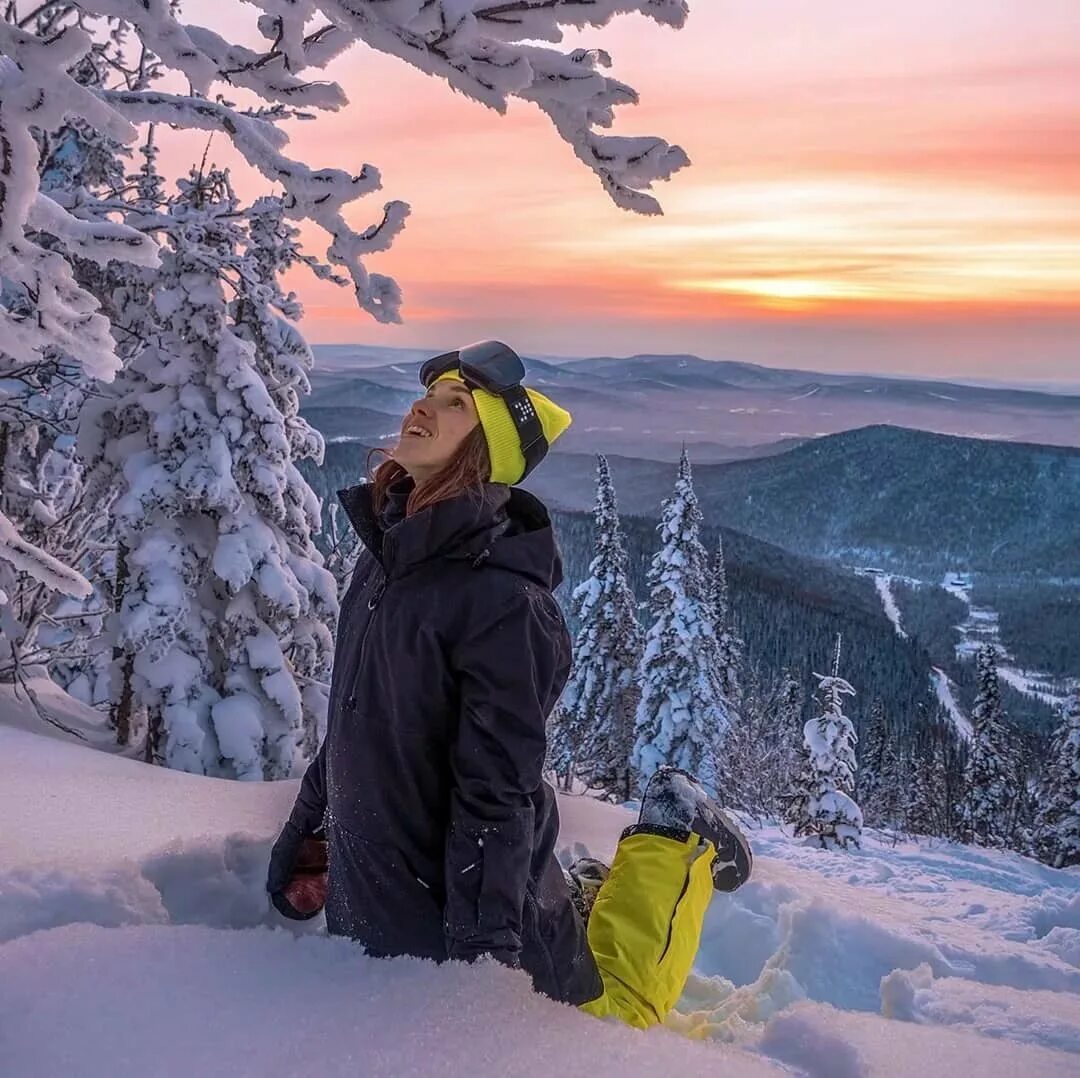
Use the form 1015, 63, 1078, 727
267, 822, 329, 920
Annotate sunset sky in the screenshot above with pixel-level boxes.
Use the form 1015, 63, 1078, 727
189, 1, 1080, 382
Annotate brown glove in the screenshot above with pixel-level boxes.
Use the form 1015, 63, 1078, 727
268, 825, 329, 920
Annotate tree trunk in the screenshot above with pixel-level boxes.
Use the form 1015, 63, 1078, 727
109, 543, 134, 745
145, 705, 163, 765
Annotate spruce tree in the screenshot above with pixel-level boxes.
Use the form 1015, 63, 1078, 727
84, 169, 336, 777
859, 698, 906, 830
876, 726, 905, 831
710, 536, 744, 714
904, 741, 938, 837
1034, 694, 1080, 868
963, 645, 1015, 847
558, 456, 642, 801
2, 0, 688, 707
797, 636, 862, 848
632, 448, 730, 791
858, 698, 888, 816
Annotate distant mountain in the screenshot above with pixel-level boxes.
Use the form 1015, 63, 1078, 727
561, 352, 1080, 407
528, 427, 1080, 577
309, 346, 1080, 462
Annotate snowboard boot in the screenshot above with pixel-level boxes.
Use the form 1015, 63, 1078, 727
565, 856, 610, 925
635, 765, 753, 893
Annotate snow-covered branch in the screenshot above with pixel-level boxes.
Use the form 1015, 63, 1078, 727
0, 509, 91, 598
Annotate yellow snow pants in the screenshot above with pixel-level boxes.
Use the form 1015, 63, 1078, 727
578, 830, 715, 1029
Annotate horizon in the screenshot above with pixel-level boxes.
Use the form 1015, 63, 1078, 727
311, 341, 1080, 396
182, 1, 1080, 383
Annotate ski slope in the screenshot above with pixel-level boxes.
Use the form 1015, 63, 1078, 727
941, 574, 1079, 707
855, 570, 975, 742
2, 689, 1079, 1077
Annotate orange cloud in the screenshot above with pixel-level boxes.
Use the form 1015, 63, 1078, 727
181, 0, 1080, 379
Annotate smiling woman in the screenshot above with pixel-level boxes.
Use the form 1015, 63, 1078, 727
393, 379, 481, 484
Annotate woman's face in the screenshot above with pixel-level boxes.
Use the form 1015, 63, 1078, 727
393, 378, 480, 482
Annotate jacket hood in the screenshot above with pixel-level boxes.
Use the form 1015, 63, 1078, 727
337, 480, 564, 590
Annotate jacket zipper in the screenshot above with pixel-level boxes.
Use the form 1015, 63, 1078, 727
346, 574, 387, 709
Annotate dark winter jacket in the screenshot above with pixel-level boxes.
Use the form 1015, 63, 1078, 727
285, 477, 602, 1006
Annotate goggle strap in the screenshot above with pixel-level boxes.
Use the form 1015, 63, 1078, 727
502, 384, 549, 479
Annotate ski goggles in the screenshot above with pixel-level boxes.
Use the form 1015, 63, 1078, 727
419, 340, 548, 479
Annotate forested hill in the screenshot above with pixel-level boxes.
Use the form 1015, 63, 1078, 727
693, 425, 1080, 575
532, 426, 1080, 577
553, 509, 937, 738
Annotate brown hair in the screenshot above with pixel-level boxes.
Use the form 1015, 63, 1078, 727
367, 424, 491, 518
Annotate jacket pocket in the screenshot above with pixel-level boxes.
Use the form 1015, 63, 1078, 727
324, 818, 445, 960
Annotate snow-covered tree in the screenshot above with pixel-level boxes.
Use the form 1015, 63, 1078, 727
963, 645, 1015, 847
4, 0, 690, 375
859, 697, 906, 828
710, 536, 743, 712
795, 637, 862, 849
0, 7, 147, 690
80, 169, 336, 777
556, 455, 642, 800
722, 667, 803, 820
903, 740, 939, 837
631, 448, 730, 792
1034, 693, 1080, 868
3, 2, 689, 678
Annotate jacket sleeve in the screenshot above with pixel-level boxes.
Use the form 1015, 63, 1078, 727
443, 583, 571, 965
288, 739, 328, 837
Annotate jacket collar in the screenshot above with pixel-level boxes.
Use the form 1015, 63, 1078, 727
337, 479, 563, 588
337, 479, 509, 577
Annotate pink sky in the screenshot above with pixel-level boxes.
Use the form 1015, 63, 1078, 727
189, 1, 1080, 382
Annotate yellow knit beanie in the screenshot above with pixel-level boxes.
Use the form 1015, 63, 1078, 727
434, 369, 572, 485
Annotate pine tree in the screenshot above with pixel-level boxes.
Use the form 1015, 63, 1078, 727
229, 194, 339, 760
84, 169, 336, 777
1034, 694, 1080, 868
876, 727, 905, 831
710, 535, 744, 712
545, 702, 579, 792
4, 2, 688, 681
963, 645, 1015, 847
557, 456, 642, 800
858, 698, 888, 815
904, 741, 938, 837
859, 697, 908, 830
632, 449, 730, 792
797, 636, 862, 849
717, 666, 806, 820
0, 11, 143, 691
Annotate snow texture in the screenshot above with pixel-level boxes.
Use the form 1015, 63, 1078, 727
4, 684, 1079, 1076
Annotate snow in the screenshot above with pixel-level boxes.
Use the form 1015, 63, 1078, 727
871, 573, 908, 639
855, 567, 921, 643
3, 687, 1080, 1076
940, 572, 1079, 706
932, 666, 974, 742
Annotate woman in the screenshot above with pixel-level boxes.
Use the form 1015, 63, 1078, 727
267, 341, 752, 1028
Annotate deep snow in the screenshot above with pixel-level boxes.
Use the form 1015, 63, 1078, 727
2, 686, 1079, 1076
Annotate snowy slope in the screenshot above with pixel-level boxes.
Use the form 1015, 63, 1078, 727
941, 574, 1079, 707
931, 667, 974, 742
2, 693, 1079, 1076
856, 570, 975, 742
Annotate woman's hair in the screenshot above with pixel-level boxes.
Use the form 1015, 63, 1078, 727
367, 424, 491, 517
